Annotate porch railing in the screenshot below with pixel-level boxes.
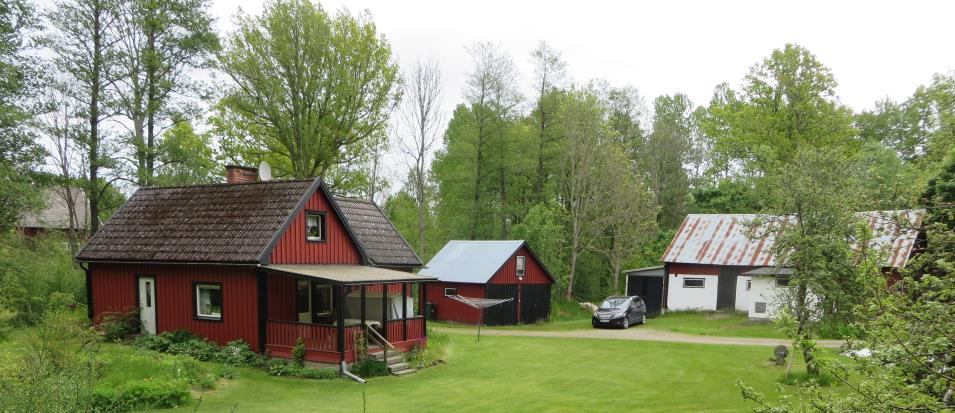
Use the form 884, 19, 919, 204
265, 320, 361, 353
384, 316, 425, 343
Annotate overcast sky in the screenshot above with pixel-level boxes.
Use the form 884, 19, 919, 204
206, 0, 955, 194
210, 0, 955, 113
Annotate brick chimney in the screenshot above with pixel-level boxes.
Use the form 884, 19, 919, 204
226, 165, 258, 184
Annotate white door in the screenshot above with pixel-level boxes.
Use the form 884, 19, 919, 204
138, 276, 157, 334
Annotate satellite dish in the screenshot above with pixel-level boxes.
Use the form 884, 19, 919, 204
258, 161, 272, 181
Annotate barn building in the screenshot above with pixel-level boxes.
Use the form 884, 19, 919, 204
419, 240, 554, 326
636, 210, 924, 319
18, 186, 90, 237
76, 166, 433, 367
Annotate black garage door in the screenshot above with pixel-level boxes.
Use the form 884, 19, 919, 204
484, 284, 551, 325
627, 275, 664, 316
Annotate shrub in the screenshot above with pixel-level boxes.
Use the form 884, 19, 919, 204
406, 328, 448, 369
0, 232, 85, 326
93, 378, 191, 411
218, 339, 260, 366
779, 371, 838, 387
292, 337, 306, 366
100, 309, 141, 342
267, 359, 337, 380
350, 358, 389, 378
166, 338, 220, 361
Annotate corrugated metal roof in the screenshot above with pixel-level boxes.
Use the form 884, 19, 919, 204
264, 264, 436, 285
418, 240, 525, 283
661, 210, 924, 268
623, 266, 665, 277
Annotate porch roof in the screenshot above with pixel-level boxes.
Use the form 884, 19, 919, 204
262, 264, 437, 285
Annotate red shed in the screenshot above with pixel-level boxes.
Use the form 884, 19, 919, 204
419, 240, 554, 325
76, 167, 434, 369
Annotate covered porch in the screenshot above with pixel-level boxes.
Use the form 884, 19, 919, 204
260, 265, 436, 364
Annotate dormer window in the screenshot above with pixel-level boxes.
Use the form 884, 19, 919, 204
516, 256, 526, 278
306, 212, 326, 242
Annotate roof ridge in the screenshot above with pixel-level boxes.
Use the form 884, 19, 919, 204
138, 178, 316, 191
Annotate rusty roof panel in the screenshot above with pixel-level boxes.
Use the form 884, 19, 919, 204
662, 210, 924, 268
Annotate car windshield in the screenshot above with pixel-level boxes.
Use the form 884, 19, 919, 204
599, 298, 630, 310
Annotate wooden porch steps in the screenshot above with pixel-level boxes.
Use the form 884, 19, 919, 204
369, 348, 416, 376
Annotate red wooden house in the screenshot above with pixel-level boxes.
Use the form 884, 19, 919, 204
76, 166, 434, 367
419, 241, 554, 325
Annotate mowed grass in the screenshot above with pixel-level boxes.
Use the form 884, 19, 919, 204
168, 331, 825, 413
434, 308, 784, 339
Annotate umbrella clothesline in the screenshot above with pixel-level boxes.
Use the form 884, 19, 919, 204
446, 294, 513, 341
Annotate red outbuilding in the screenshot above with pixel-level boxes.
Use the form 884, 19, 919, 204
76, 166, 434, 367
419, 241, 554, 325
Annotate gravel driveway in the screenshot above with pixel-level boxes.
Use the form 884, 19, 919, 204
433, 326, 844, 348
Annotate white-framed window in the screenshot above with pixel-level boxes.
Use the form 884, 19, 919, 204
444, 287, 457, 297
516, 256, 526, 278
745, 280, 752, 291
306, 212, 325, 242
194, 283, 222, 320
683, 278, 705, 288
775, 276, 790, 287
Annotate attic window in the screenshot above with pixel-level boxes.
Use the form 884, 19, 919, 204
306, 212, 326, 242
516, 256, 526, 278
444, 287, 457, 297
775, 276, 790, 287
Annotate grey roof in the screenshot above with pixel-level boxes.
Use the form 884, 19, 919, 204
76, 179, 318, 263
334, 198, 422, 267
263, 264, 436, 285
19, 187, 90, 230
624, 266, 665, 277
661, 210, 925, 268
418, 240, 525, 283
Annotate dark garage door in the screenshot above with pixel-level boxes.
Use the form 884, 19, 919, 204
519, 284, 551, 324
627, 275, 664, 316
484, 284, 518, 326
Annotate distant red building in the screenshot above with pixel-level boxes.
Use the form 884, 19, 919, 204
420, 241, 554, 325
76, 167, 433, 366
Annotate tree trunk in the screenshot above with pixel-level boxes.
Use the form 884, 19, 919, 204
795, 283, 819, 375
88, 6, 103, 235
565, 218, 579, 300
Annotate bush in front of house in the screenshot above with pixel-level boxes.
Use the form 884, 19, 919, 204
267, 359, 338, 379
100, 309, 141, 342
405, 327, 448, 369
350, 358, 389, 378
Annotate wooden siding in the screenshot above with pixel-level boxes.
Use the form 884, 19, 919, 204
426, 282, 485, 324
488, 245, 552, 284
667, 263, 722, 276
267, 275, 297, 321
89, 263, 262, 351
270, 190, 362, 264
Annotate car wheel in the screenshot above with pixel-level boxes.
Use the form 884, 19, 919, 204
621, 317, 629, 329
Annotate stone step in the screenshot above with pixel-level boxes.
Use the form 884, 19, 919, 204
392, 368, 416, 376
387, 362, 409, 371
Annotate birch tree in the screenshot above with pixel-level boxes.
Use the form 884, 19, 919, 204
529, 41, 566, 201
397, 58, 443, 254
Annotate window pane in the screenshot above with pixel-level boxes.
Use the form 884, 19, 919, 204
196, 285, 222, 319
444, 287, 457, 297
313, 284, 332, 315
306, 214, 323, 240
516, 256, 526, 276
683, 278, 705, 288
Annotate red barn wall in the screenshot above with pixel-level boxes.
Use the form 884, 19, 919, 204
270, 190, 362, 264
426, 282, 484, 324
89, 263, 262, 351
268, 275, 297, 322
488, 246, 553, 285
667, 263, 721, 275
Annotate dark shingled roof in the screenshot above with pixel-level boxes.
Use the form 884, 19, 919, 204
334, 198, 422, 267
76, 179, 317, 263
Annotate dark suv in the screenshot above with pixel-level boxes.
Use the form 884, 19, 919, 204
592, 296, 647, 329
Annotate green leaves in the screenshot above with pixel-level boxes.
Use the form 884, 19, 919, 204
216, 0, 399, 188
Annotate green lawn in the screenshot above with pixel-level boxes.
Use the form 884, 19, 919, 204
168, 331, 828, 413
434, 310, 785, 339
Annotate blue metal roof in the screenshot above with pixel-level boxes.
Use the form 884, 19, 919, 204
418, 240, 525, 283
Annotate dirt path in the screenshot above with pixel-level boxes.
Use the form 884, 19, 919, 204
433, 326, 844, 348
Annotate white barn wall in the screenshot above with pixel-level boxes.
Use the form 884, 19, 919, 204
666, 274, 718, 311
735, 275, 752, 312
748, 277, 780, 320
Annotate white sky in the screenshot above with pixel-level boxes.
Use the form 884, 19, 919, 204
210, 0, 955, 114
204, 0, 955, 196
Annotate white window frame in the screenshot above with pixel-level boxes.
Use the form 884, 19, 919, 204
745, 280, 752, 291
682, 278, 705, 288
444, 287, 457, 297
195, 283, 222, 320
516, 256, 526, 278
305, 212, 325, 242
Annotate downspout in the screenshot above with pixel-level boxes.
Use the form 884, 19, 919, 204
341, 361, 366, 384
